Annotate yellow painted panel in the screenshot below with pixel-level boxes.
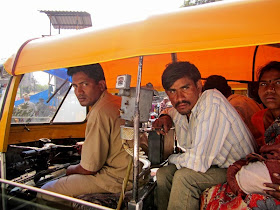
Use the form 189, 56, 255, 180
0, 76, 21, 152
8, 123, 86, 145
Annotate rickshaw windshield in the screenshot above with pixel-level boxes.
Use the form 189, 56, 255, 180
11, 69, 86, 124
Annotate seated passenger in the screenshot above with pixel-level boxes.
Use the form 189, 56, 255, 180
37, 64, 133, 206
152, 61, 257, 210
228, 61, 280, 195
201, 61, 280, 209
203, 75, 263, 140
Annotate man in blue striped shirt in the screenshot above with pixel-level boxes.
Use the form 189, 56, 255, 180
153, 61, 257, 210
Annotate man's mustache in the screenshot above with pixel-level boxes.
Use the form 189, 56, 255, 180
175, 100, 191, 108
77, 95, 86, 99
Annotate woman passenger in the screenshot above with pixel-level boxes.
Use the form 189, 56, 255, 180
201, 61, 280, 209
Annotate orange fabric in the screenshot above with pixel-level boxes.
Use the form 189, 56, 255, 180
228, 94, 263, 141
251, 109, 274, 147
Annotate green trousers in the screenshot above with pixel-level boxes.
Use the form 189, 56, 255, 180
156, 164, 227, 210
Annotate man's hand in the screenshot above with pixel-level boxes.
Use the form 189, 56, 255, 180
152, 115, 173, 135
75, 141, 84, 155
264, 173, 280, 200
66, 164, 96, 176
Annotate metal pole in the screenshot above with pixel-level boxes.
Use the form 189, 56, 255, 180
49, 17, 52, 36
171, 53, 177, 63
0, 152, 6, 179
0, 153, 7, 210
252, 45, 259, 82
132, 56, 143, 203
0, 178, 113, 210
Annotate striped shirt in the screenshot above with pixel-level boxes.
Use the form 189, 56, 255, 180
166, 89, 257, 173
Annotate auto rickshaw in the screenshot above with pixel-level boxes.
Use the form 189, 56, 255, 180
1, 0, 280, 209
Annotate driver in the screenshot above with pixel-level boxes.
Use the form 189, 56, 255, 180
37, 63, 133, 206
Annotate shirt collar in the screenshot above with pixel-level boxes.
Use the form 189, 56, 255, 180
87, 90, 107, 117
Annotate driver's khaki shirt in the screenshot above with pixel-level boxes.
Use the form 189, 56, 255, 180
81, 91, 133, 193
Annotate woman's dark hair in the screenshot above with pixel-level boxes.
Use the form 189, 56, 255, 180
162, 61, 201, 90
203, 75, 232, 98
67, 63, 106, 84
258, 61, 280, 82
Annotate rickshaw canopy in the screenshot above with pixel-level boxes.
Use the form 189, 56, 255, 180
4, 0, 280, 91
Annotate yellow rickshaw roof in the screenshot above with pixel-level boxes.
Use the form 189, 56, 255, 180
4, 0, 280, 90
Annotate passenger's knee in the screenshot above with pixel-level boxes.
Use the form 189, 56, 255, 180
175, 167, 197, 178
156, 165, 176, 183
173, 168, 198, 185
156, 167, 167, 182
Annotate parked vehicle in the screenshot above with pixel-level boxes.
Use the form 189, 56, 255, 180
1, 0, 280, 209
